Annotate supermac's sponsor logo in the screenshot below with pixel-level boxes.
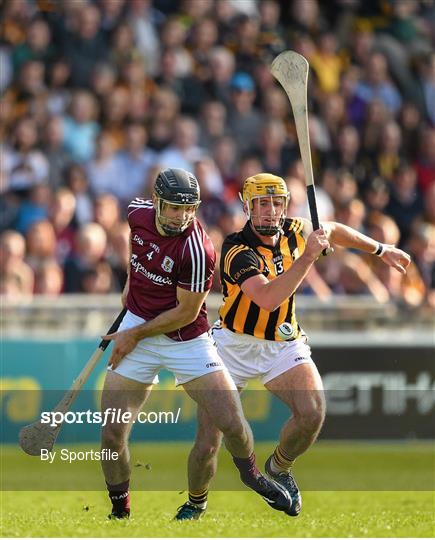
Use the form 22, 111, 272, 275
233, 265, 256, 281
131, 254, 173, 286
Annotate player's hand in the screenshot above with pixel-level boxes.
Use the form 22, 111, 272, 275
380, 245, 411, 275
303, 229, 331, 262
102, 329, 139, 368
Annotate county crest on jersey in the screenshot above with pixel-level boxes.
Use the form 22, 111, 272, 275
126, 198, 216, 341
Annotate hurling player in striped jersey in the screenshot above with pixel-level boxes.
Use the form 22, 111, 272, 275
100, 168, 293, 520
182, 173, 411, 517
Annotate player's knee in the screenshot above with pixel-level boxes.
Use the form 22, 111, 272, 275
295, 402, 325, 433
101, 425, 128, 452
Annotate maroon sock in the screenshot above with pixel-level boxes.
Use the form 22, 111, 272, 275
233, 453, 261, 486
107, 480, 130, 516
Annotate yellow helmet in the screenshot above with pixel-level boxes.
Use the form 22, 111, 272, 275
241, 173, 289, 235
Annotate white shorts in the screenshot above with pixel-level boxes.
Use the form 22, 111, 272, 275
211, 325, 314, 388
110, 310, 226, 385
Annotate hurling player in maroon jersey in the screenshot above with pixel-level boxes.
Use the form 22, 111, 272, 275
99, 168, 293, 520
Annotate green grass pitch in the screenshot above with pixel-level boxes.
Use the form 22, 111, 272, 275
1, 441, 434, 538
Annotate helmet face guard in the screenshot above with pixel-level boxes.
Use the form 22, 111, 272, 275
156, 199, 200, 236
241, 173, 289, 236
154, 168, 201, 236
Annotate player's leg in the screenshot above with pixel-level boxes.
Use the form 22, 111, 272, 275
101, 370, 152, 518
265, 362, 325, 462
175, 406, 223, 520
264, 362, 325, 515
183, 370, 292, 515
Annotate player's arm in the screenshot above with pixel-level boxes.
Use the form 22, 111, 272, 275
302, 218, 410, 274
318, 220, 411, 275
104, 287, 209, 368
229, 230, 330, 312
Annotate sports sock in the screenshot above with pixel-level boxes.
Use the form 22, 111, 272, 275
270, 445, 294, 473
188, 488, 208, 509
107, 479, 130, 516
233, 453, 261, 486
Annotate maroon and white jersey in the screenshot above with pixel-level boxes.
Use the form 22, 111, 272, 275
126, 198, 216, 341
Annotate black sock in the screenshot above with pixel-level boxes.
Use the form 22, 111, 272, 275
233, 453, 261, 486
107, 479, 130, 516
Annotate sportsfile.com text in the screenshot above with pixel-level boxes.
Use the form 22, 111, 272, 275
40, 408, 181, 427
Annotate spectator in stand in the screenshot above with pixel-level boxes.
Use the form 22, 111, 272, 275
256, 119, 292, 177
2, 117, 49, 195
81, 261, 116, 294
199, 100, 229, 151
157, 116, 205, 171
34, 259, 64, 295
0, 229, 34, 296
212, 135, 239, 200
365, 211, 426, 307
25, 219, 57, 273
156, 47, 206, 115
12, 60, 48, 122
147, 87, 180, 151
12, 17, 56, 73
370, 121, 403, 182
98, 0, 126, 41
45, 58, 72, 117
109, 22, 138, 71
49, 188, 77, 265
62, 90, 100, 163
194, 158, 226, 228
398, 102, 422, 162
386, 164, 424, 247
64, 164, 94, 226
42, 115, 72, 191
86, 131, 120, 197
90, 62, 117, 102
327, 125, 367, 187
258, 0, 285, 56
309, 32, 345, 95
364, 177, 390, 214
159, 16, 193, 77
63, 222, 108, 293
113, 122, 156, 205
126, 0, 164, 77
189, 17, 219, 82
206, 46, 236, 105
228, 72, 264, 153
61, 3, 108, 88
351, 52, 402, 125
93, 194, 121, 235
14, 184, 50, 236
360, 99, 391, 157
100, 86, 130, 151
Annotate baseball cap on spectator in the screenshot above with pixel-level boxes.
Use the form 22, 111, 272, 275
230, 72, 255, 92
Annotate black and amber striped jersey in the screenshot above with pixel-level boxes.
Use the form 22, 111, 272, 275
219, 218, 306, 341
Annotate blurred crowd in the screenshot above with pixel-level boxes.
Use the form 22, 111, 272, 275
0, 0, 434, 311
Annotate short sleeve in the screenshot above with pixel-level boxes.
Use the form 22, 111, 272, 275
223, 245, 262, 285
178, 230, 216, 293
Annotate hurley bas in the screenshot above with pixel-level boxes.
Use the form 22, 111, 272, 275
40, 449, 119, 463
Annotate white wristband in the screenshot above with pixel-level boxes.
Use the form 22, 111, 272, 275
373, 243, 386, 257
